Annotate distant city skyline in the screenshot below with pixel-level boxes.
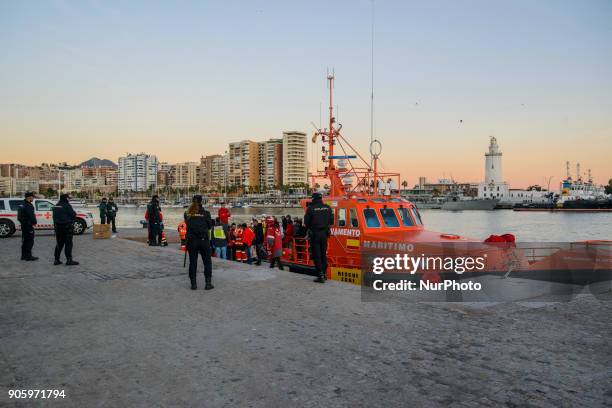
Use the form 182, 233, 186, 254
1, 0, 611, 188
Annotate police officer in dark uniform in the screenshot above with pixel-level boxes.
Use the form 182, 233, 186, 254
304, 192, 334, 283
17, 191, 38, 261
184, 195, 213, 290
147, 195, 162, 246
98, 197, 108, 224
107, 197, 118, 233
52, 193, 79, 266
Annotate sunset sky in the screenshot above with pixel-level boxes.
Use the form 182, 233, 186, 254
1, 0, 611, 188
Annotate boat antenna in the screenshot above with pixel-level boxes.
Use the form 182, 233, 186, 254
369, 0, 375, 170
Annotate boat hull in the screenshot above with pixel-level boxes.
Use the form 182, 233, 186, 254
441, 199, 499, 211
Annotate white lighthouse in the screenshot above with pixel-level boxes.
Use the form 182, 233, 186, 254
478, 136, 509, 199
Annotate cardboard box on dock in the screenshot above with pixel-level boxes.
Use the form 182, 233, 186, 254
92, 224, 111, 239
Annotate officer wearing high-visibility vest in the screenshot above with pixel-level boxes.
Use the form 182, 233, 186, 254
184, 195, 213, 290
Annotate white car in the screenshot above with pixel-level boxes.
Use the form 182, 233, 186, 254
0, 198, 95, 238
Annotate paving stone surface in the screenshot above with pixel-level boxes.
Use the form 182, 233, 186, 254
1, 229, 610, 407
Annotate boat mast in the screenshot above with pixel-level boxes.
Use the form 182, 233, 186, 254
327, 73, 335, 172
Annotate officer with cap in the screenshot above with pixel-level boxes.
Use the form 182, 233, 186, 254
184, 195, 213, 290
304, 192, 334, 283
52, 193, 79, 266
17, 192, 38, 261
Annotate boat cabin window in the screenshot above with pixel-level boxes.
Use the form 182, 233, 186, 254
379, 208, 400, 227
363, 208, 381, 228
398, 207, 415, 226
356, 198, 367, 203
372, 198, 386, 203
409, 207, 423, 225
337, 208, 347, 227
349, 208, 359, 228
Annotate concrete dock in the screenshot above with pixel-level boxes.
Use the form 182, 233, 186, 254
1, 229, 610, 407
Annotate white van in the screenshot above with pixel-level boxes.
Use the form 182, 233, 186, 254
0, 198, 95, 238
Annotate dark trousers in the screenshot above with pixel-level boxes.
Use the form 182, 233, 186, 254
149, 222, 161, 245
311, 230, 329, 278
108, 216, 117, 232
100, 214, 107, 224
270, 256, 283, 270
21, 225, 34, 259
54, 225, 74, 260
255, 243, 264, 264
188, 238, 212, 285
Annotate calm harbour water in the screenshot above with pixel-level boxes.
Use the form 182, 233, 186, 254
84, 206, 611, 242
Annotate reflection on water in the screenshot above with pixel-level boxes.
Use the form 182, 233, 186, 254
83, 206, 612, 242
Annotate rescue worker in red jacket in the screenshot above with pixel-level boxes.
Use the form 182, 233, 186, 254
283, 217, 294, 246
241, 222, 255, 265
228, 223, 237, 261
218, 204, 231, 226
268, 219, 284, 270
234, 224, 246, 262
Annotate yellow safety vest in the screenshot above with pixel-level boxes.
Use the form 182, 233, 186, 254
213, 225, 226, 239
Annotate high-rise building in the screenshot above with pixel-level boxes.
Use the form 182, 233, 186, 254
258, 142, 266, 188
228, 140, 259, 189
282, 131, 307, 186
118, 153, 158, 192
211, 153, 228, 190
199, 154, 222, 189
262, 139, 283, 189
171, 162, 199, 188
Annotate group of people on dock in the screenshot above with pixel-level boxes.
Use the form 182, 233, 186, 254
181, 192, 333, 290
213, 214, 306, 268
97, 197, 118, 233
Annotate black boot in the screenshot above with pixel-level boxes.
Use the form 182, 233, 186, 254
25, 256, 39, 261
65, 259, 79, 266
54, 259, 63, 265
191, 282, 197, 290
204, 282, 214, 290
314, 274, 325, 283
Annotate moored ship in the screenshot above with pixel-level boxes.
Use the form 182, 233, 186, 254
279, 74, 611, 300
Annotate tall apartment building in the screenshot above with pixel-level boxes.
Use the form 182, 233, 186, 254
258, 142, 266, 188
171, 162, 199, 188
260, 139, 283, 189
210, 154, 228, 189
118, 153, 158, 192
199, 154, 222, 189
282, 131, 308, 186
228, 140, 259, 189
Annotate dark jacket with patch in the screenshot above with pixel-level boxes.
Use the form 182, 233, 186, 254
185, 210, 212, 241
304, 199, 333, 231
53, 200, 76, 226
17, 200, 37, 227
